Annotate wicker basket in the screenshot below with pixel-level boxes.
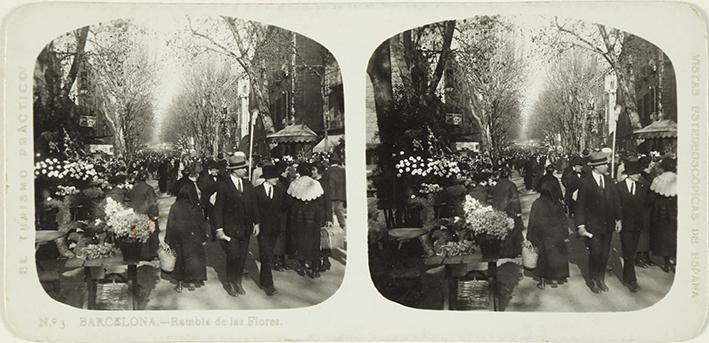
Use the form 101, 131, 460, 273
456, 279, 491, 310
95, 282, 131, 310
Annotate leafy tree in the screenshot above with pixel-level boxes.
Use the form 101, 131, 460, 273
33, 26, 90, 157
454, 16, 526, 156
84, 19, 158, 158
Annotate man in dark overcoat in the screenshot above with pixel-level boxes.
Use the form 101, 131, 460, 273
197, 160, 221, 241
561, 155, 585, 216
213, 154, 261, 297
575, 151, 622, 294
253, 165, 285, 296
615, 158, 648, 292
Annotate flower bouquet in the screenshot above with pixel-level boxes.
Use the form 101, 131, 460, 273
463, 195, 515, 258
103, 198, 155, 260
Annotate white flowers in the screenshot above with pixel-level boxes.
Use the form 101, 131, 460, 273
394, 154, 463, 180
463, 195, 514, 240
34, 157, 100, 182
104, 198, 154, 243
420, 183, 443, 194
55, 185, 80, 197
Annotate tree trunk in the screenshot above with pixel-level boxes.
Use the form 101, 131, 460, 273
367, 40, 394, 120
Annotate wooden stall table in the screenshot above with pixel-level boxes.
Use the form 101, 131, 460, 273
388, 227, 427, 250
424, 252, 500, 311
65, 254, 141, 310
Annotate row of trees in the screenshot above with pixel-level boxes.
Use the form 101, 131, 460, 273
528, 17, 649, 152
34, 20, 157, 159
160, 57, 244, 155
160, 16, 337, 157
368, 16, 525, 165
527, 50, 606, 151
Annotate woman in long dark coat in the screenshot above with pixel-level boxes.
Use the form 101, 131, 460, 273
165, 184, 209, 292
526, 179, 570, 289
283, 162, 326, 278
649, 158, 677, 273
127, 171, 160, 260
493, 168, 524, 258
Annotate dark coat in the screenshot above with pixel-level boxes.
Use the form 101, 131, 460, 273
127, 181, 160, 260
536, 173, 563, 202
493, 178, 524, 258
636, 174, 653, 252
615, 179, 649, 232
492, 178, 521, 217
212, 176, 260, 240
526, 197, 569, 279
283, 176, 325, 262
561, 167, 583, 209
254, 182, 286, 237
648, 172, 677, 257
574, 173, 622, 234
158, 160, 170, 193
172, 176, 192, 199
165, 194, 209, 282
197, 170, 220, 219
127, 181, 158, 218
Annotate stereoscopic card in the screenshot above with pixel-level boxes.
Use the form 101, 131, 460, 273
1, 1, 708, 342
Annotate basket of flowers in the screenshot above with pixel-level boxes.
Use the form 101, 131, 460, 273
103, 198, 155, 261
463, 195, 515, 259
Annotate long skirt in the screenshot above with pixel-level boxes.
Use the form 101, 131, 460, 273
171, 236, 207, 282
534, 233, 569, 280
650, 219, 677, 258
500, 217, 524, 258
296, 223, 321, 264
140, 220, 160, 260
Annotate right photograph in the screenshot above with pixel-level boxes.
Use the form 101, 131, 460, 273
366, 15, 677, 312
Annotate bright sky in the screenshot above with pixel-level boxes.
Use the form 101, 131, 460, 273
132, 15, 189, 144
509, 14, 552, 142
128, 14, 554, 145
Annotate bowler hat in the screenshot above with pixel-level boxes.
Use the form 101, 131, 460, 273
226, 154, 248, 170
262, 165, 279, 179
588, 151, 609, 167
570, 155, 584, 167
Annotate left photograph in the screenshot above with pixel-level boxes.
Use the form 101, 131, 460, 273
32, 16, 346, 310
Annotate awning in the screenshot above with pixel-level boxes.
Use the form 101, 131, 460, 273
313, 134, 344, 152
266, 124, 319, 143
633, 119, 677, 139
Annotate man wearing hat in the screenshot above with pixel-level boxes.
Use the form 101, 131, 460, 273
562, 155, 585, 216
253, 165, 285, 296
212, 153, 261, 297
575, 151, 622, 294
198, 159, 222, 241
615, 157, 649, 292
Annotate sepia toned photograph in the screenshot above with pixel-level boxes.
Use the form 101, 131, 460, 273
367, 14, 677, 312
32, 15, 346, 310
1, 1, 707, 342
